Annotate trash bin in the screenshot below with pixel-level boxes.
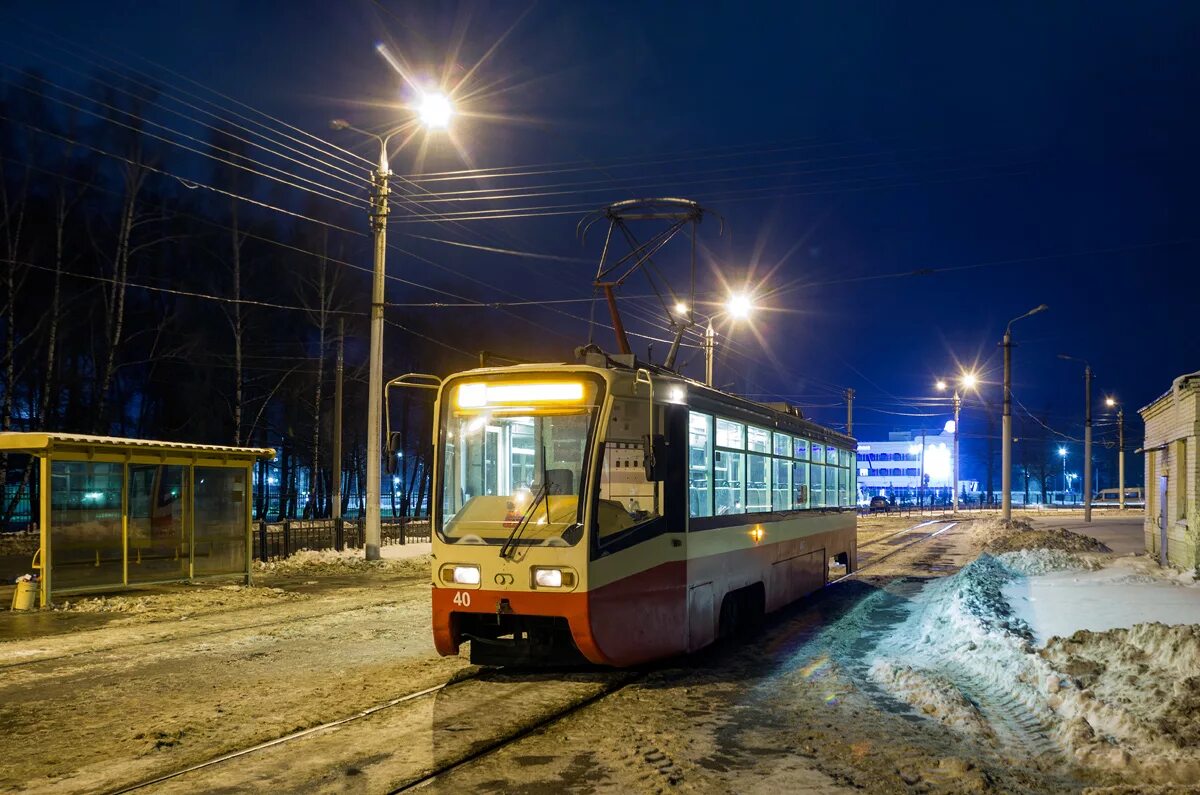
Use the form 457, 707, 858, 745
10, 577, 37, 611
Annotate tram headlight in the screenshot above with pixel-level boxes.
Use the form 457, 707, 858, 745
440, 564, 481, 586
531, 567, 576, 589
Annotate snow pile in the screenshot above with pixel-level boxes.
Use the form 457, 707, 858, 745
869, 549, 1200, 784
254, 547, 431, 577
56, 583, 303, 616
0, 530, 38, 558
972, 516, 1112, 554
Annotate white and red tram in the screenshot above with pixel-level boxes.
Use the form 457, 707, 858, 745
420, 352, 857, 666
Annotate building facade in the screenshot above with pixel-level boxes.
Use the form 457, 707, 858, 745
856, 429, 978, 505
1140, 372, 1200, 570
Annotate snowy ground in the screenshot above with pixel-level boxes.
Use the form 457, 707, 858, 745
2, 518, 1197, 793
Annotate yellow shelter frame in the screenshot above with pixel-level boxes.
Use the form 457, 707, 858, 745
0, 433, 274, 607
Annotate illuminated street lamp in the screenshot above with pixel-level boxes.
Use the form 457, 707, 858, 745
936, 371, 979, 514
702, 292, 755, 387
1106, 396, 1125, 509
330, 92, 455, 561
1058, 446, 1068, 505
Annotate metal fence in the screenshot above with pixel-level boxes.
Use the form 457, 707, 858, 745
253, 517, 431, 562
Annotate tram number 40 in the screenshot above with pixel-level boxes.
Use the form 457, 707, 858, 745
452, 591, 472, 607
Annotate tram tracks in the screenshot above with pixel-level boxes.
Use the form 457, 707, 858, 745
103, 666, 640, 794
90, 522, 969, 793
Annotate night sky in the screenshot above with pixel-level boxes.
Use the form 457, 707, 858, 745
5, 1, 1199, 483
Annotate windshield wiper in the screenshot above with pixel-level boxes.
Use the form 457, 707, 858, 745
500, 441, 551, 559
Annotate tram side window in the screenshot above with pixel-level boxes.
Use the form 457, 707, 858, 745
773, 456, 792, 510
716, 418, 744, 449
838, 465, 850, 506
746, 451, 771, 512
688, 412, 713, 518
714, 449, 745, 515
794, 461, 809, 508
810, 461, 826, 507
794, 437, 809, 461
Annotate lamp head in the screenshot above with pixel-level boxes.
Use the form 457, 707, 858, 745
1058, 447, 1067, 457
1105, 396, 1116, 407
673, 301, 689, 317
418, 92, 453, 129
960, 372, 978, 390
935, 379, 947, 392
726, 293, 753, 320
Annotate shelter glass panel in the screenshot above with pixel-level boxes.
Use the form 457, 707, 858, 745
127, 464, 188, 584
193, 467, 248, 576
50, 461, 124, 591
688, 412, 713, 518
746, 453, 770, 512
714, 450, 744, 515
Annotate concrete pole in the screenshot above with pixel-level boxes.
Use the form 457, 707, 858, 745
332, 318, 344, 521
953, 391, 961, 514
364, 149, 389, 560
1117, 408, 1125, 510
1084, 365, 1092, 523
1001, 330, 1013, 521
704, 321, 715, 386
845, 388, 855, 436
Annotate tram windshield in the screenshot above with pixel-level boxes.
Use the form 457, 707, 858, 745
438, 378, 601, 546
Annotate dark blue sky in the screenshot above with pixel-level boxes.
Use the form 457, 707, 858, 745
5, 0, 1199, 479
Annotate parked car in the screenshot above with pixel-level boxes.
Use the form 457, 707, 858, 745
868, 496, 894, 513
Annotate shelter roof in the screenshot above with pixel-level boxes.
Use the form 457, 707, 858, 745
0, 432, 275, 459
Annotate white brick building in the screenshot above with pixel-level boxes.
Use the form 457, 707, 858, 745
1139, 371, 1200, 571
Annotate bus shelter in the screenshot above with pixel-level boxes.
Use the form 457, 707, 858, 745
0, 433, 274, 607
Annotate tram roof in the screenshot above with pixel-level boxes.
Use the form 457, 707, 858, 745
0, 432, 275, 460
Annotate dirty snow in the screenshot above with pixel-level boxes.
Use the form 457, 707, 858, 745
870, 544, 1200, 786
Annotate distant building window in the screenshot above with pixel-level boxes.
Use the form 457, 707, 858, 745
905, 468, 918, 477
891, 467, 902, 476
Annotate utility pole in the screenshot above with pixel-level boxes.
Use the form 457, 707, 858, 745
1117, 407, 1125, 510
332, 318, 344, 521
1002, 305, 1048, 521
845, 388, 855, 436
952, 390, 962, 514
704, 321, 716, 387
363, 145, 389, 560
1084, 364, 1092, 523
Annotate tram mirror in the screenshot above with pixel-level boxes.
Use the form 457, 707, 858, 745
385, 432, 403, 474
643, 433, 667, 482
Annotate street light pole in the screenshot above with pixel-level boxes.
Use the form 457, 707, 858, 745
1118, 406, 1125, 510
952, 389, 961, 514
1001, 304, 1048, 521
363, 142, 390, 559
1083, 364, 1092, 522
705, 320, 716, 386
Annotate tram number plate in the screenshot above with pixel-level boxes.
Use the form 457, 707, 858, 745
452, 591, 472, 607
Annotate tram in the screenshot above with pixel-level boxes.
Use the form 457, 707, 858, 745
407, 350, 857, 667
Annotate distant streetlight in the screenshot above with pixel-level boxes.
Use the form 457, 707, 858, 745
1059, 446, 1068, 505
1002, 304, 1049, 521
1107, 397, 1125, 509
673, 301, 689, 316
935, 371, 979, 514
330, 92, 455, 561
